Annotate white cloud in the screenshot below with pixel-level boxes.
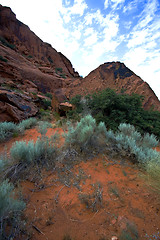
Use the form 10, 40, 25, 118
84, 33, 98, 47
111, 0, 125, 10
104, 0, 109, 9
136, 0, 158, 29
123, 0, 140, 13
84, 27, 94, 36
66, 0, 88, 16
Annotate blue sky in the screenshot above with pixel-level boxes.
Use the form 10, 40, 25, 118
1, 0, 160, 99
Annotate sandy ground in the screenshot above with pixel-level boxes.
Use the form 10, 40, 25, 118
0, 127, 160, 240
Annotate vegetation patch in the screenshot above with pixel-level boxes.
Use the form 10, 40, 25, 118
65, 115, 107, 154
0, 55, 8, 62
0, 118, 38, 142
78, 182, 103, 212
0, 179, 26, 239
0, 36, 16, 50
68, 88, 160, 139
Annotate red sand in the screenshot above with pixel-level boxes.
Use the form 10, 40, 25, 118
0, 127, 160, 240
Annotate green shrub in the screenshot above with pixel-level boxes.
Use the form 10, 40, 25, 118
42, 99, 51, 109
45, 92, 52, 99
60, 73, 66, 79
146, 159, 160, 191
10, 137, 56, 166
38, 121, 52, 136
106, 123, 160, 165
0, 179, 25, 239
38, 109, 52, 121
0, 36, 16, 50
65, 115, 107, 152
0, 122, 16, 142
68, 88, 160, 139
0, 118, 38, 142
0, 154, 9, 177
55, 67, 63, 73
0, 55, 8, 62
17, 118, 37, 132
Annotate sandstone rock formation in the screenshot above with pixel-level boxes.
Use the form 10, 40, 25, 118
0, 4, 80, 121
0, 89, 38, 122
51, 88, 73, 115
66, 62, 160, 111
0, 4, 160, 122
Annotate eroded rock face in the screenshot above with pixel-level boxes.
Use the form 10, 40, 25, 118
67, 62, 160, 111
0, 4, 81, 122
0, 5, 79, 79
0, 90, 38, 122
0, 4, 80, 100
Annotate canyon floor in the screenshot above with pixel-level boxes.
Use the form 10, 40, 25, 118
0, 126, 160, 240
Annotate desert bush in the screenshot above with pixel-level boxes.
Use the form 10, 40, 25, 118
0, 122, 16, 142
0, 179, 25, 239
17, 118, 37, 132
0, 118, 38, 142
38, 121, 52, 136
0, 154, 9, 176
106, 123, 160, 165
10, 137, 57, 166
65, 115, 107, 152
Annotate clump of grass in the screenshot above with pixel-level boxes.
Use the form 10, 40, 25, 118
78, 182, 103, 212
63, 234, 73, 240
109, 185, 120, 198
119, 222, 139, 240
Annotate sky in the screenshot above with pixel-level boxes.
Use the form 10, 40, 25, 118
0, 0, 160, 99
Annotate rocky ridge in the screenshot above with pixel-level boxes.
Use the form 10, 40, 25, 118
66, 62, 160, 111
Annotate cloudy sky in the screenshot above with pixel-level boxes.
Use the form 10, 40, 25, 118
1, 0, 160, 99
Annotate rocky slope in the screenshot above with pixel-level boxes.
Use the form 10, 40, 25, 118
0, 4, 160, 122
66, 62, 160, 111
0, 4, 80, 122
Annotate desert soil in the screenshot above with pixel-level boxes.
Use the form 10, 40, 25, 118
0, 126, 160, 240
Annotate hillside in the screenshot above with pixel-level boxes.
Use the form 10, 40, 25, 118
0, 4, 80, 122
66, 62, 160, 111
0, 4, 160, 123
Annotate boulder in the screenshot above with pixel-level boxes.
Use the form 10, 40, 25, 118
59, 102, 73, 112
0, 90, 38, 122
